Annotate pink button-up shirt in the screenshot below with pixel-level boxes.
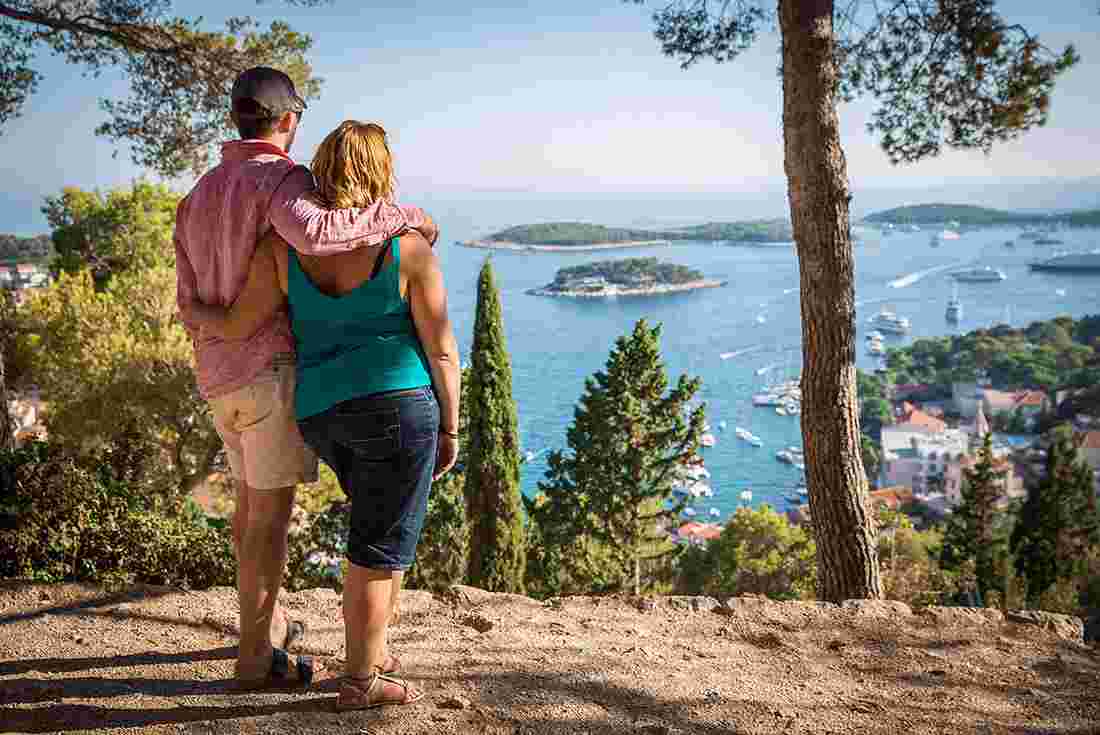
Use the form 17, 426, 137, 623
175, 140, 432, 400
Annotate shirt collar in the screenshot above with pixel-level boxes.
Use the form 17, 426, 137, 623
221, 139, 293, 163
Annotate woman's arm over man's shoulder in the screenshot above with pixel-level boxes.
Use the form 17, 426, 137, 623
269, 166, 438, 255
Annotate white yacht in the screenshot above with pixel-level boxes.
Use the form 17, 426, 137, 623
945, 282, 962, 323
951, 266, 1006, 283
867, 308, 911, 335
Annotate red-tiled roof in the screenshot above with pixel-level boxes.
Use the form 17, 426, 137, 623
1013, 390, 1047, 408
677, 522, 723, 541
1081, 431, 1100, 450
896, 402, 946, 432
869, 486, 914, 510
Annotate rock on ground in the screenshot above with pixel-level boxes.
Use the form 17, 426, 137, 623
0, 581, 1098, 734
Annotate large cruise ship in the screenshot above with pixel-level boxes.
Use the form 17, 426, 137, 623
1029, 252, 1100, 273
950, 266, 1006, 282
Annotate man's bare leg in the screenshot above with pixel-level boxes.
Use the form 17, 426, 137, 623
232, 481, 290, 651
235, 483, 296, 679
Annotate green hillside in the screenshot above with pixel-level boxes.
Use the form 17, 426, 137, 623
487, 223, 668, 245
675, 219, 793, 242
865, 203, 1100, 226
486, 220, 793, 245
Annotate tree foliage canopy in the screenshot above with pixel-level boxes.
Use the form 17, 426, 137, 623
0, 1, 326, 176
17, 262, 219, 497
44, 181, 178, 284
633, 0, 1078, 163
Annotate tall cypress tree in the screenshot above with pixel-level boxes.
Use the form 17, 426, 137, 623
534, 319, 705, 596
942, 433, 1005, 601
1012, 431, 1099, 607
464, 259, 525, 593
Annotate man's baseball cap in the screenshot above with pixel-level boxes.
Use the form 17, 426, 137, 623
231, 66, 307, 118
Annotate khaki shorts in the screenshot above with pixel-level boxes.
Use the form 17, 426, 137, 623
209, 354, 318, 490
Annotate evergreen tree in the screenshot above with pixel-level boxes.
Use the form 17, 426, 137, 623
463, 260, 525, 593
533, 319, 705, 595
1012, 432, 1099, 607
942, 433, 1006, 602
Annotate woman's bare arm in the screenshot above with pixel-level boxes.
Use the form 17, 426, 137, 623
405, 232, 461, 450
186, 232, 286, 340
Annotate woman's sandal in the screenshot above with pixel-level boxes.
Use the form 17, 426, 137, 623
236, 648, 315, 691
335, 671, 424, 711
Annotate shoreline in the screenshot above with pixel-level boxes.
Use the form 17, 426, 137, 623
526, 278, 727, 298
458, 239, 673, 252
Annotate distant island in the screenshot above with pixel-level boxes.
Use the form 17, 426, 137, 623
459, 220, 793, 250
527, 257, 725, 298
864, 203, 1100, 227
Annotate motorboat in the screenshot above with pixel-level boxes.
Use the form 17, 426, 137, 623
1003, 240, 1015, 249
1029, 252, 1100, 273
1034, 236, 1064, 245
708, 508, 721, 518
945, 281, 962, 323
776, 450, 795, 464
867, 308, 911, 334
950, 266, 1006, 283
931, 229, 960, 246
738, 490, 753, 503
700, 433, 716, 447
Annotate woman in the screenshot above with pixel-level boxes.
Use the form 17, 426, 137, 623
191, 120, 460, 710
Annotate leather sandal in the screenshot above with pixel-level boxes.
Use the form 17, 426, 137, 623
236, 648, 314, 691
335, 672, 424, 711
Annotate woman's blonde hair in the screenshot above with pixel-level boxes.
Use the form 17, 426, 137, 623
311, 120, 395, 208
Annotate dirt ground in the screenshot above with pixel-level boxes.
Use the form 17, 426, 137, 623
1, 581, 1098, 735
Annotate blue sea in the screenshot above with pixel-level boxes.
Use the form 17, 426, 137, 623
426, 196, 1100, 521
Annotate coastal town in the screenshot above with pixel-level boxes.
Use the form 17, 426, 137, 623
668, 314, 1100, 558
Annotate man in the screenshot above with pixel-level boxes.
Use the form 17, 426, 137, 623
174, 66, 437, 685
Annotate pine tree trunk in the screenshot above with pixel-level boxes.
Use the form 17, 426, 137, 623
779, 0, 881, 602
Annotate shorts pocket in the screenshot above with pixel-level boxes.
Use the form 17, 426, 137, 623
341, 408, 401, 461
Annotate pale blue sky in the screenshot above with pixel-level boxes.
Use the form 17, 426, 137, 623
0, 0, 1097, 232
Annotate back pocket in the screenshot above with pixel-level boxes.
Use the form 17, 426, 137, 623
338, 407, 401, 461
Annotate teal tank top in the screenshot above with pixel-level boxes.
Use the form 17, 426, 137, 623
288, 237, 432, 420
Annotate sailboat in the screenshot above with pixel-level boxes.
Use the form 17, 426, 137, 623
945, 281, 962, 323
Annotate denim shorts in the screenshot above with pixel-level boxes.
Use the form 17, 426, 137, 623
297, 386, 439, 571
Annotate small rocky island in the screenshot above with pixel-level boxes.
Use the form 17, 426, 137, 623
527, 257, 726, 298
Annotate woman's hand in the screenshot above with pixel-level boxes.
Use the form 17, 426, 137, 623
433, 433, 458, 480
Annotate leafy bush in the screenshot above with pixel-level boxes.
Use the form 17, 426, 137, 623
675, 505, 816, 600
0, 437, 234, 589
